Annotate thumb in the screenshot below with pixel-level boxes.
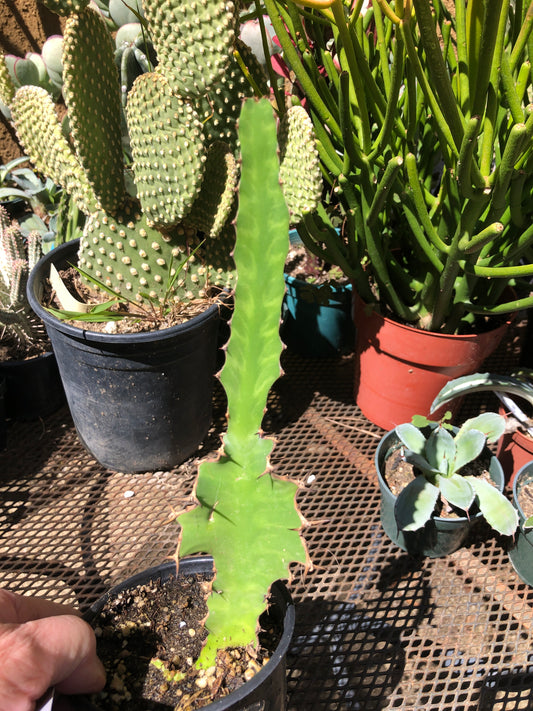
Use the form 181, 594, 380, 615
0, 615, 106, 706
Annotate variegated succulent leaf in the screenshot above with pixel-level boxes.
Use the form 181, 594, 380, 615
143, 0, 238, 99
63, 7, 125, 212
279, 105, 323, 224
127, 72, 207, 228
10, 85, 97, 214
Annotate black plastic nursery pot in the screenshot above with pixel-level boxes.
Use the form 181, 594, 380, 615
70, 557, 294, 711
0, 350, 65, 421
508, 462, 533, 587
375, 427, 505, 558
27, 240, 225, 473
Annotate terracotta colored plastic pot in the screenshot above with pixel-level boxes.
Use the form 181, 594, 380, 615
496, 423, 533, 488
352, 295, 509, 430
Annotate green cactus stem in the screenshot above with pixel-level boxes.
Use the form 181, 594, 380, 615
62, 7, 125, 213
176, 98, 309, 668
0, 207, 45, 350
143, 0, 238, 99
126, 72, 207, 228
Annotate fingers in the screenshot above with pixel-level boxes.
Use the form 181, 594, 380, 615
0, 614, 106, 711
0, 589, 80, 624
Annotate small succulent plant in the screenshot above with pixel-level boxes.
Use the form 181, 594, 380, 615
393, 414, 518, 536
0, 206, 46, 354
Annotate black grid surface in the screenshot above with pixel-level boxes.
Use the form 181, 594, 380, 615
1, 330, 532, 710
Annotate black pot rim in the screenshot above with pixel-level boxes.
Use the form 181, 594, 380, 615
82, 555, 295, 711
27, 239, 231, 346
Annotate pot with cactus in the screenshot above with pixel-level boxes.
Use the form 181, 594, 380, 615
1, 0, 320, 472
0, 205, 64, 421
66, 98, 311, 711
263, 0, 533, 428
375, 412, 518, 557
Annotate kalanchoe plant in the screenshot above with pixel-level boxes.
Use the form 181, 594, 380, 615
394, 414, 518, 536
0, 206, 46, 354
431, 370, 533, 439
173, 98, 309, 669
0, 0, 321, 316
264, 0, 533, 333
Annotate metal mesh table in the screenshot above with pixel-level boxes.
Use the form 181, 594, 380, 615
1, 329, 532, 710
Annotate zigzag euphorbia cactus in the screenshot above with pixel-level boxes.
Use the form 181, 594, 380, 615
1, 0, 322, 306
176, 97, 309, 669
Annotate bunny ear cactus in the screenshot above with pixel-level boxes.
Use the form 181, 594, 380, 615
176, 98, 310, 669
394, 416, 518, 536
5, 0, 286, 308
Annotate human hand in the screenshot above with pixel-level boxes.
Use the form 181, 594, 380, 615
0, 589, 106, 711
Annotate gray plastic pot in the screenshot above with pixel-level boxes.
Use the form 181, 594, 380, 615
508, 462, 533, 586
71, 557, 294, 710
27, 240, 226, 473
375, 427, 505, 558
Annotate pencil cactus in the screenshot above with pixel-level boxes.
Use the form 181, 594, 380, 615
4, 0, 319, 308
0, 207, 45, 350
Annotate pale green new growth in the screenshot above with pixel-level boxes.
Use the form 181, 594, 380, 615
177, 99, 308, 668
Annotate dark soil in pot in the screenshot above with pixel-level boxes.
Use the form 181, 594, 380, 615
516, 482, 533, 518
86, 569, 283, 710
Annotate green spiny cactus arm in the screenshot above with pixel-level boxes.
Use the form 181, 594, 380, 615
127, 72, 207, 228
279, 105, 323, 225
143, 0, 238, 99
177, 98, 308, 668
0, 52, 15, 106
195, 39, 269, 151
38, 0, 89, 15
183, 141, 238, 238
10, 86, 97, 214
62, 7, 125, 213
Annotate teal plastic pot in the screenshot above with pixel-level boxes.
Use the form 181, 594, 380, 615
27, 240, 225, 473
281, 276, 354, 357
375, 427, 505, 558
509, 462, 533, 586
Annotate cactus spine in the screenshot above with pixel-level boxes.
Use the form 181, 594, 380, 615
5, 0, 320, 310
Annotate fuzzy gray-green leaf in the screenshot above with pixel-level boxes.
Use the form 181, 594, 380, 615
426, 426, 455, 476
436, 473, 475, 512
465, 476, 519, 536
453, 428, 486, 471
395, 476, 440, 531
395, 423, 426, 454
